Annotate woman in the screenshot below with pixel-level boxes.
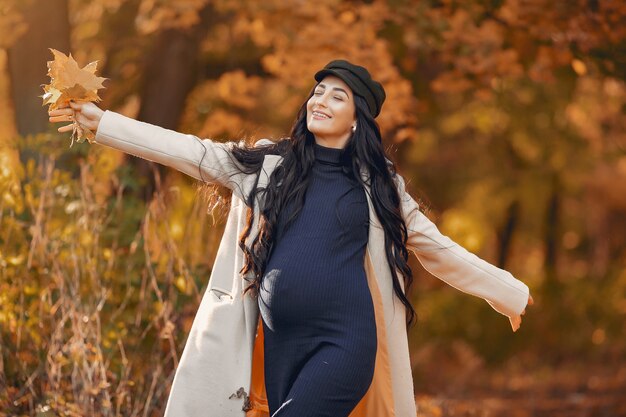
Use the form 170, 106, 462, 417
49, 59, 533, 417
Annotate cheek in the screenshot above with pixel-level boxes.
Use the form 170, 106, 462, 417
335, 104, 354, 125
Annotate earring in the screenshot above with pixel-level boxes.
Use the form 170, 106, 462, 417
352, 125, 356, 132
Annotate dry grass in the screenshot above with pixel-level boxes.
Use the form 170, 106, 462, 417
1, 140, 217, 416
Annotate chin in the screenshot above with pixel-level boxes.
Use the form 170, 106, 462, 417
308, 126, 321, 134
307, 125, 321, 135
308, 123, 335, 136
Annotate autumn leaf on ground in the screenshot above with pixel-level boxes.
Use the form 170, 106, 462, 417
40, 48, 108, 146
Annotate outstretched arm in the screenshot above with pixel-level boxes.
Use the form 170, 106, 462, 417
49, 102, 256, 201
395, 173, 533, 332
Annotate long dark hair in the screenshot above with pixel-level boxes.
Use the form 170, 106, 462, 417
197, 84, 419, 328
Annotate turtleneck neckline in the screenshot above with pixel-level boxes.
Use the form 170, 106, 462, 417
313, 142, 344, 165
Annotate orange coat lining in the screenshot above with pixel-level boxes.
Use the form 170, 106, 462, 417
246, 254, 395, 416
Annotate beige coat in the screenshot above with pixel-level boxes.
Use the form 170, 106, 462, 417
94, 110, 530, 417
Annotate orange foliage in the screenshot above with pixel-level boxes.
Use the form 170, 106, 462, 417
1, 0, 626, 415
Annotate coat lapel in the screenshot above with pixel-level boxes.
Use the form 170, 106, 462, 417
165, 153, 416, 417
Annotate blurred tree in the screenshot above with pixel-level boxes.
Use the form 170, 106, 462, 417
132, 2, 218, 201
6, 0, 71, 162
1, 0, 625, 414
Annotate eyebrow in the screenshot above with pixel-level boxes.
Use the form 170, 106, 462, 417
317, 83, 350, 98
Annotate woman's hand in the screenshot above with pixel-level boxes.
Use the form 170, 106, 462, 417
510, 294, 533, 332
48, 101, 105, 134
521, 294, 534, 316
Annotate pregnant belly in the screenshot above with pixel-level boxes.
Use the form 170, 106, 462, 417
258, 261, 372, 334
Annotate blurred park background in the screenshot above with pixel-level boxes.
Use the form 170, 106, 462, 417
1, 0, 625, 416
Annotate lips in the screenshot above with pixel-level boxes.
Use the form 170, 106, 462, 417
312, 110, 331, 119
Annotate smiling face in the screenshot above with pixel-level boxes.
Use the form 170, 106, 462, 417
306, 75, 356, 148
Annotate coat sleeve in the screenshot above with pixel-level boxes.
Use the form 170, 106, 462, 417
93, 110, 259, 201
395, 173, 530, 332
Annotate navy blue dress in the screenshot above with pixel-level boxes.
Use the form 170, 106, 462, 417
258, 142, 377, 417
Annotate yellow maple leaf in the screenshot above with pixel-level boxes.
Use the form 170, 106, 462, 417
41, 84, 62, 107
40, 48, 108, 146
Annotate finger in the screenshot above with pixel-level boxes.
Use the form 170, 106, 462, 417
48, 108, 73, 117
57, 123, 74, 133
510, 315, 521, 332
49, 114, 74, 123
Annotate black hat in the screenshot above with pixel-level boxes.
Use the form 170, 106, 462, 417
314, 59, 386, 118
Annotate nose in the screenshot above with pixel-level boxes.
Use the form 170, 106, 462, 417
314, 93, 328, 108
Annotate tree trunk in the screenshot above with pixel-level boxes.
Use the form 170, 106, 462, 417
544, 172, 561, 296
7, 0, 70, 160
497, 200, 520, 269
130, 4, 218, 202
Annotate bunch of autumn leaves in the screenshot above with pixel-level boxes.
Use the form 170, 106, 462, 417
41, 48, 107, 146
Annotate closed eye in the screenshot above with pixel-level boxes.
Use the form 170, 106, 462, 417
313, 92, 343, 101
